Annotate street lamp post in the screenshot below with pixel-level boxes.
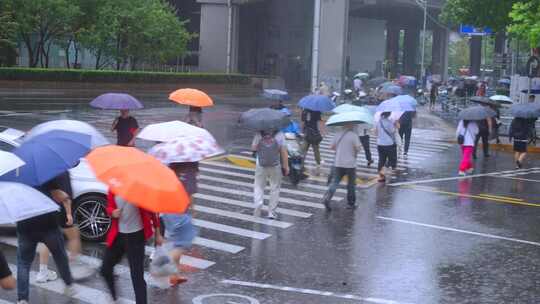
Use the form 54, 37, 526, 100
420, 0, 427, 86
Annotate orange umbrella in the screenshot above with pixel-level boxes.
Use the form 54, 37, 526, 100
85, 146, 189, 213
169, 88, 214, 107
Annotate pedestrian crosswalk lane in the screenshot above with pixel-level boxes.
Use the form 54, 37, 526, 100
0, 153, 348, 303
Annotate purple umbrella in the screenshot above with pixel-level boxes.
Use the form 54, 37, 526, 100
90, 93, 143, 110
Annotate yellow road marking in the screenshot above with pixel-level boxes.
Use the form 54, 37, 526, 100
225, 156, 256, 169
404, 185, 540, 207
478, 194, 524, 202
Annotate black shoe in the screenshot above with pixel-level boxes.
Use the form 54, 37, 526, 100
346, 203, 357, 209
516, 160, 522, 169
323, 201, 332, 211
367, 160, 373, 167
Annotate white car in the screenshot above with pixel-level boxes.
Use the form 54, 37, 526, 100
0, 128, 110, 241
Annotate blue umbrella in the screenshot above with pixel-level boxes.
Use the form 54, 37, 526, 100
520, 89, 540, 94
0, 130, 91, 186
392, 95, 417, 111
332, 104, 364, 114
298, 95, 335, 112
511, 103, 540, 118
262, 89, 290, 101
498, 79, 511, 85
326, 111, 374, 126
90, 93, 143, 110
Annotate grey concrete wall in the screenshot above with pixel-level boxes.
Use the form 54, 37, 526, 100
318, 0, 350, 92
198, 2, 239, 72
347, 17, 386, 77
403, 28, 420, 76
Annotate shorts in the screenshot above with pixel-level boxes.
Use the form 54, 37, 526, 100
514, 140, 528, 153
57, 207, 73, 229
160, 214, 197, 249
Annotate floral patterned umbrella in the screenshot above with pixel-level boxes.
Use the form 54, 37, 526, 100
148, 134, 225, 164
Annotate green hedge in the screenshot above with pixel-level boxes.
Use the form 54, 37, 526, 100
0, 68, 251, 84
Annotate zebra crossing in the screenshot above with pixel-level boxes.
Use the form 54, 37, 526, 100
233, 128, 454, 181
0, 156, 345, 303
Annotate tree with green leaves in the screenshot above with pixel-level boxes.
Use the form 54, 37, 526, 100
6, 0, 81, 67
508, 1, 540, 48
440, 0, 519, 33
0, 2, 18, 66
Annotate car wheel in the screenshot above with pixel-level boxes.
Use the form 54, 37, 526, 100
74, 194, 111, 242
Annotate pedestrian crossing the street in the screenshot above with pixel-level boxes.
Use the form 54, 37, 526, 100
233, 128, 453, 181
0, 156, 343, 303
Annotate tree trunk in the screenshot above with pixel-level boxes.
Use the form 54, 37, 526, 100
73, 42, 80, 68
95, 49, 102, 70
65, 41, 71, 69
22, 35, 36, 67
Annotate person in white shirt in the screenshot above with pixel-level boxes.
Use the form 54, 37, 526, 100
353, 77, 363, 96
456, 120, 479, 175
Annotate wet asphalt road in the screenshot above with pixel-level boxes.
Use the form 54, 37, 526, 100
1, 88, 540, 304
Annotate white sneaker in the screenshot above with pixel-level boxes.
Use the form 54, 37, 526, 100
267, 211, 278, 220
253, 204, 263, 217
70, 260, 96, 281
314, 165, 321, 176
17, 300, 29, 304
35, 269, 58, 283
64, 285, 76, 297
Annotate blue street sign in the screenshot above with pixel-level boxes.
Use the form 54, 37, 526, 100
459, 25, 493, 36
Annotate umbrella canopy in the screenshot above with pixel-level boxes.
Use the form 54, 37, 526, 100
0, 130, 91, 186
354, 72, 369, 79
86, 146, 189, 213
470, 96, 500, 107
521, 88, 540, 94
511, 103, 540, 118
90, 93, 143, 110
391, 95, 417, 112
326, 111, 374, 126
0, 151, 25, 177
148, 134, 224, 164
498, 79, 511, 85
367, 77, 388, 87
332, 104, 366, 114
376, 96, 413, 113
298, 95, 335, 112
380, 85, 403, 96
262, 89, 290, 101
489, 95, 513, 104
25, 120, 109, 148
0, 182, 60, 224
137, 121, 210, 143
458, 106, 497, 121
169, 88, 214, 107
239, 108, 290, 131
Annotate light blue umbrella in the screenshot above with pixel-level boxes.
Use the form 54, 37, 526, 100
25, 120, 109, 148
380, 85, 403, 96
354, 72, 369, 79
376, 96, 414, 113
90, 93, 143, 110
511, 103, 540, 118
332, 104, 364, 114
326, 111, 374, 126
0, 130, 91, 186
298, 95, 336, 112
392, 95, 417, 112
262, 89, 290, 101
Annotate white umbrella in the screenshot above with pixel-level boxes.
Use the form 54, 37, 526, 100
0, 182, 59, 224
0, 151, 25, 176
137, 121, 210, 142
25, 120, 109, 148
489, 95, 513, 104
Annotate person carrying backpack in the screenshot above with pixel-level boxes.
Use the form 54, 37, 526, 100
301, 109, 325, 175
251, 130, 289, 219
509, 117, 530, 169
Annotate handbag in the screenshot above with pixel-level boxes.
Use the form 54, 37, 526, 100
457, 127, 468, 145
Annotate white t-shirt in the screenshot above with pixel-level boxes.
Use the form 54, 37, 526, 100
251, 132, 285, 166
456, 121, 479, 146
353, 78, 363, 90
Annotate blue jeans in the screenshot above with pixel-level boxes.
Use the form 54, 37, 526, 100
323, 167, 356, 205
17, 228, 73, 302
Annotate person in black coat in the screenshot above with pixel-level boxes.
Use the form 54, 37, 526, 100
509, 117, 530, 169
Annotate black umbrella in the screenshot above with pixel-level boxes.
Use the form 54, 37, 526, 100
470, 96, 500, 107
239, 108, 290, 131
457, 106, 497, 121
511, 103, 540, 118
